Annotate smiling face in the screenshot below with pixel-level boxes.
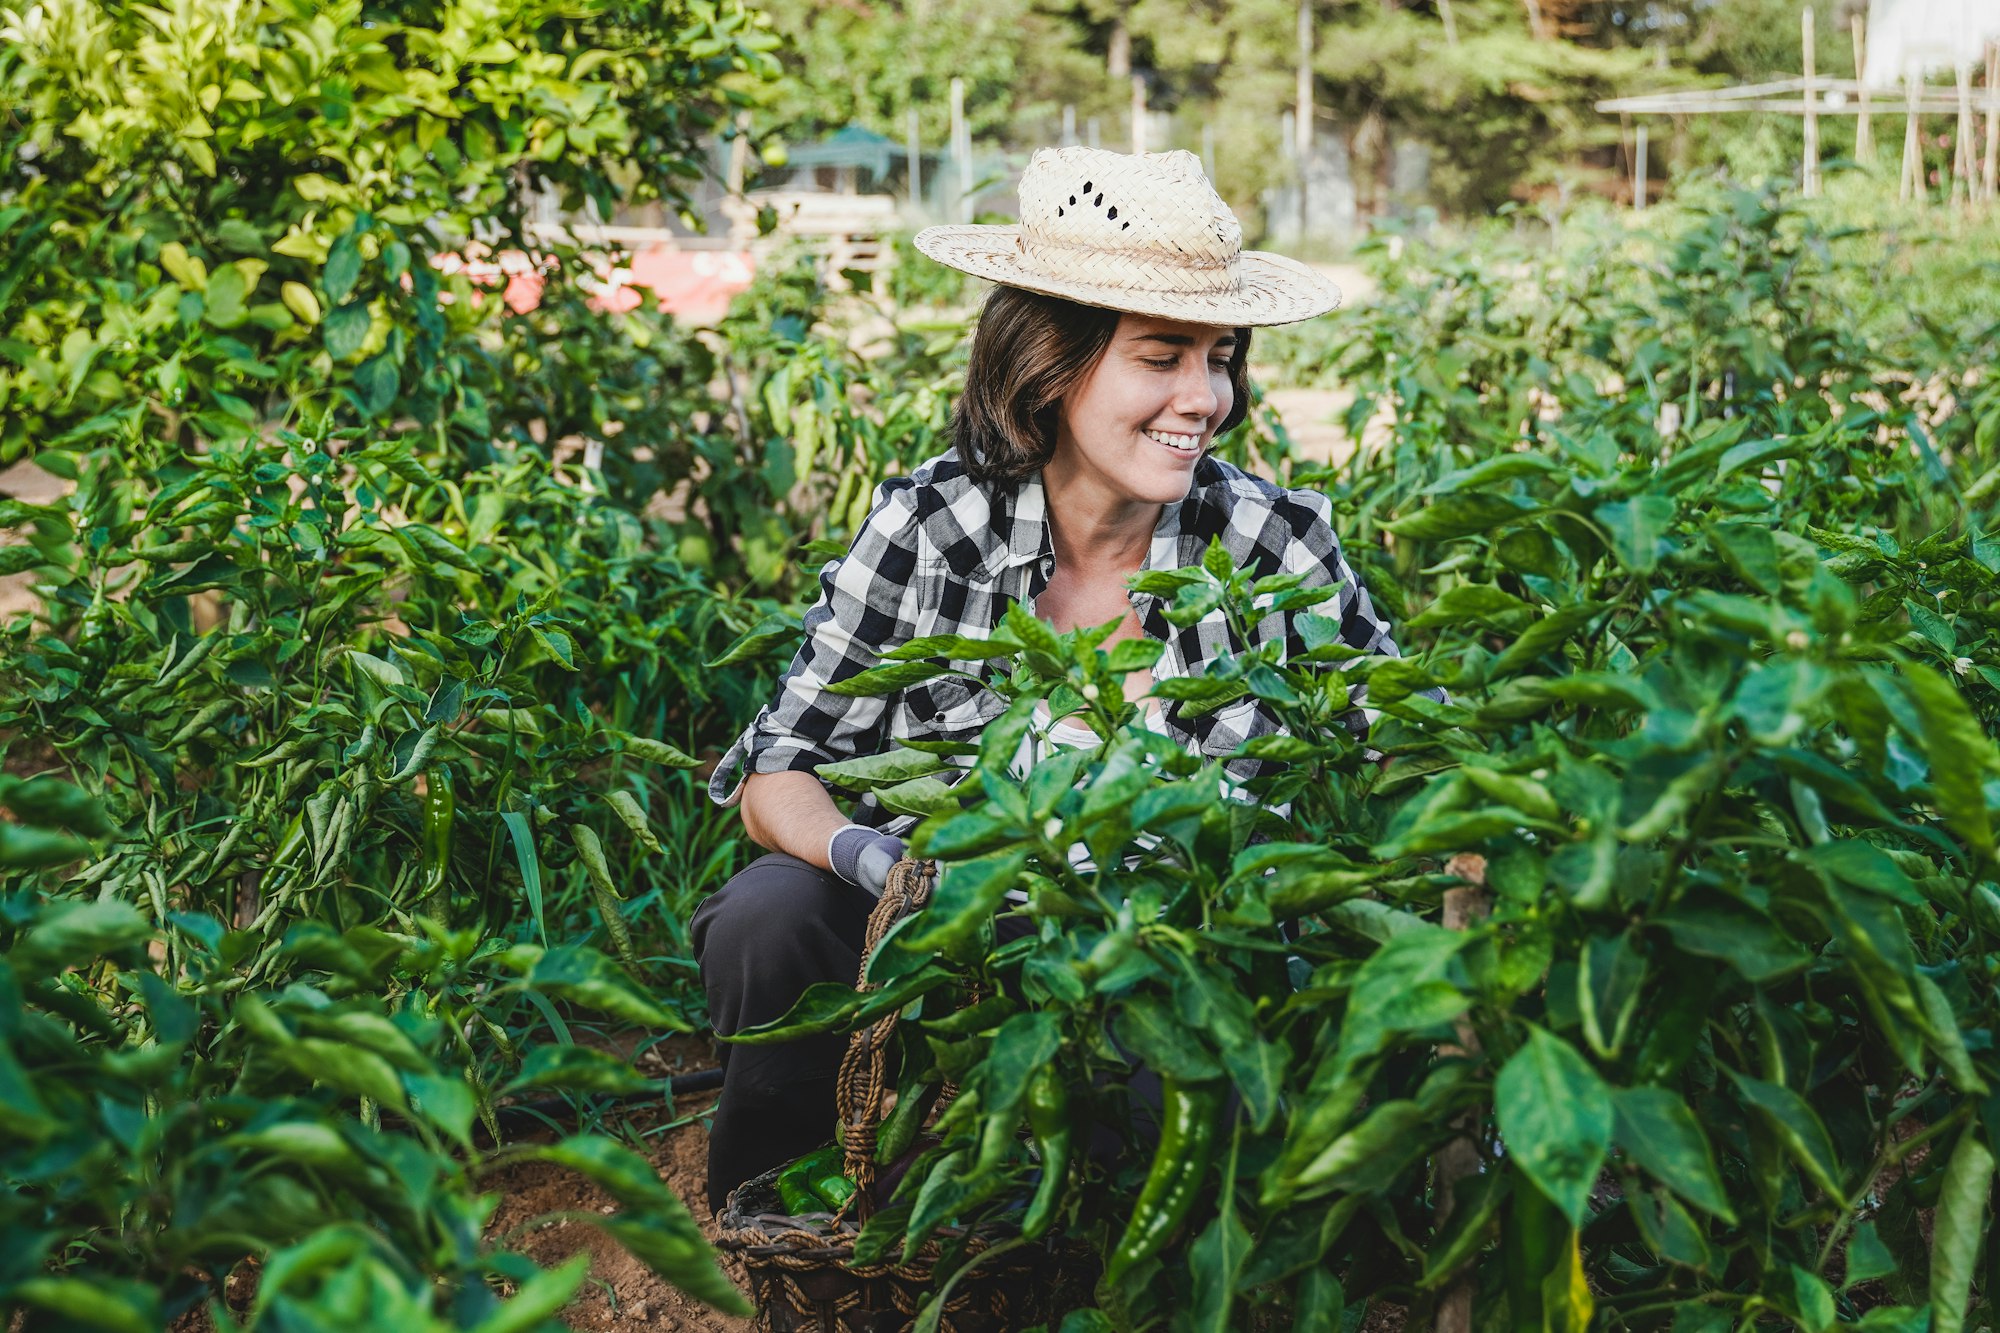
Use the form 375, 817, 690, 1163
1049, 315, 1241, 508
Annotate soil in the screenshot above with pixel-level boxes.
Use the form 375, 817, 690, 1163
482, 1082, 756, 1333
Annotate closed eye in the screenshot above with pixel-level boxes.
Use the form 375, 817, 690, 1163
1143, 356, 1234, 371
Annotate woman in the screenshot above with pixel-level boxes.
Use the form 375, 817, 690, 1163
692, 145, 1411, 1212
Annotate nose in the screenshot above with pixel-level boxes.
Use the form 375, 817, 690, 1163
1172, 360, 1219, 422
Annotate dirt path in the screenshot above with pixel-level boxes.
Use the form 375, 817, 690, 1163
483, 1086, 755, 1333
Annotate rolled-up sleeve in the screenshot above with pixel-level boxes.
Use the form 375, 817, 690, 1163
709, 479, 927, 808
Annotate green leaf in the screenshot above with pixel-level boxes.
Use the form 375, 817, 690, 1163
613, 734, 702, 769
875, 776, 961, 818
524, 944, 690, 1031
499, 810, 546, 945
883, 632, 1022, 662
822, 660, 954, 697
1595, 494, 1676, 573
1845, 1220, 1897, 1288
605, 791, 662, 854
1901, 663, 1996, 859
1715, 435, 1800, 482
392, 521, 482, 575
1385, 493, 1536, 542
1611, 1086, 1735, 1221
815, 747, 952, 790
705, 613, 800, 667
323, 300, 370, 359
9, 1277, 161, 1333
13, 899, 150, 971
901, 851, 1025, 953
1487, 601, 1605, 676
353, 352, 400, 414
324, 230, 363, 303
1931, 1132, 1994, 1333
1288, 1098, 1431, 1194
1785, 1265, 1837, 1332
726, 966, 947, 1044
1657, 893, 1809, 982
503, 1044, 655, 1097
531, 625, 578, 670
1726, 1071, 1845, 1199
1495, 1029, 1613, 1225
1808, 840, 1922, 904
1404, 584, 1532, 630
1421, 452, 1562, 494
1189, 1210, 1252, 1333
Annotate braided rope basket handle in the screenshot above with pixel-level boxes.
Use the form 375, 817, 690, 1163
832, 857, 936, 1222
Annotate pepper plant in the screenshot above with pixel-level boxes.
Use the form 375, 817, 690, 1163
735, 397, 2000, 1331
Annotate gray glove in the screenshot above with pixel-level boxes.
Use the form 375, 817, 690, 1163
828, 824, 906, 898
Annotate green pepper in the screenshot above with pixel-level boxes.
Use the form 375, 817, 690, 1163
776, 1144, 842, 1215
421, 764, 455, 904
1103, 1078, 1224, 1286
1021, 1064, 1071, 1240
812, 1172, 857, 1210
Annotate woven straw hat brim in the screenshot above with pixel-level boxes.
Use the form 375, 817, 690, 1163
914, 224, 1340, 327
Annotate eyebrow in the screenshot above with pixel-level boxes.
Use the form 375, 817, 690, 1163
1129, 332, 1240, 349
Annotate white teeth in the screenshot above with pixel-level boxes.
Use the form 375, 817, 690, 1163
1144, 429, 1200, 452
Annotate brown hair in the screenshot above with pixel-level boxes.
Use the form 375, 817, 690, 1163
950, 286, 1254, 483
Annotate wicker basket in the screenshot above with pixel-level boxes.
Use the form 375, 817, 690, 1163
716, 859, 1090, 1331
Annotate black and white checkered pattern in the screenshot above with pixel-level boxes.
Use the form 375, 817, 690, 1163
709, 451, 1407, 833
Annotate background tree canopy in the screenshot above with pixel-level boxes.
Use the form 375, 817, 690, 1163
752, 0, 1862, 223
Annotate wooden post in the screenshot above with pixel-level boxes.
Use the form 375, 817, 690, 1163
905, 109, 922, 209
1296, 0, 1314, 160
1902, 67, 1922, 203
1635, 121, 1649, 210
1130, 74, 1146, 155
1801, 6, 1819, 198
1439, 0, 1457, 45
1062, 103, 1076, 148
1957, 61, 1977, 206
1297, 0, 1313, 241
1086, 116, 1101, 149
727, 109, 748, 196
1522, 0, 1546, 40
1201, 121, 1216, 180
949, 77, 971, 223
1433, 853, 1492, 1333
1985, 42, 1999, 201
1853, 14, 1872, 162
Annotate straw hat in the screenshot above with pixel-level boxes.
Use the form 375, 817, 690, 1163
913, 145, 1339, 327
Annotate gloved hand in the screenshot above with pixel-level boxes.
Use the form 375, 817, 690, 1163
827, 824, 906, 898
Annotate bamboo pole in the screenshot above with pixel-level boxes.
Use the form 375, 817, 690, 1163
1130, 74, 1146, 155
1297, 0, 1313, 240
1635, 121, 1649, 210
1986, 42, 1999, 202
1902, 67, 1922, 203
1432, 853, 1492, 1333
905, 109, 922, 208
1801, 7, 1819, 198
1061, 103, 1076, 149
1296, 0, 1314, 160
949, 77, 971, 223
1439, 0, 1457, 45
1852, 14, 1871, 162
1956, 62, 1976, 206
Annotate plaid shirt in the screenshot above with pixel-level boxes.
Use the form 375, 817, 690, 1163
709, 451, 1408, 833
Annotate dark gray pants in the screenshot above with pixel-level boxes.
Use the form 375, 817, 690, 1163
691, 852, 876, 1213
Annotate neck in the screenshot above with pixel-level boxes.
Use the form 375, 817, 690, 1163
1040, 453, 1160, 572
